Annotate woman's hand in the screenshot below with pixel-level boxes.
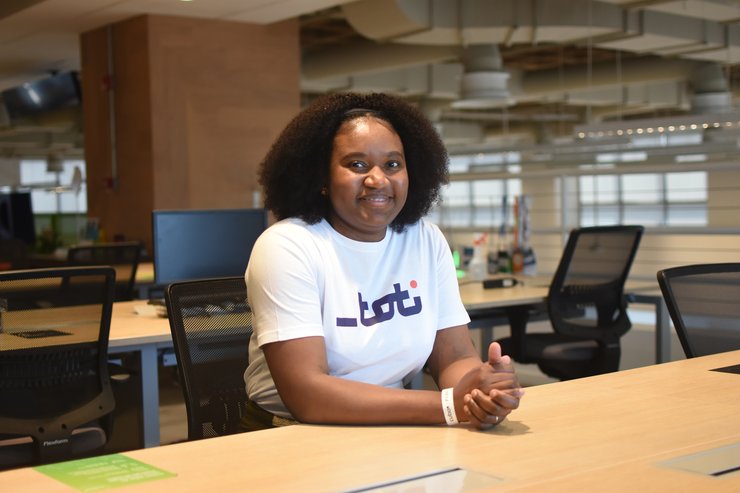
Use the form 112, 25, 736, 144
453, 342, 524, 429
463, 387, 524, 429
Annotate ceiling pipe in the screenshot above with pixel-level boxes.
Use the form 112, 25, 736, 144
336, 0, 737, 103
302, 40, 459, 80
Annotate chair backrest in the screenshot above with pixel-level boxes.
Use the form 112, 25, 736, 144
548, 225, 644, 342
657, 263, 740, 358
0, 266, 116, 469
67, 242, 142, 301
164, 276, 252, 441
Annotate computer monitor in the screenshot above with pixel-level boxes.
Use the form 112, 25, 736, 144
151, 208, 267, 288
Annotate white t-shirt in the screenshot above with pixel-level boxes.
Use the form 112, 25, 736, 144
244, 218, 470, 418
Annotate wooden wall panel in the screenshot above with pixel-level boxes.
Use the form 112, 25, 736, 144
81, 15, 300, 254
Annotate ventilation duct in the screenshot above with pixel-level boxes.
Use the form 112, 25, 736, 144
452, 44, 513, 109
690, 62, 732, 115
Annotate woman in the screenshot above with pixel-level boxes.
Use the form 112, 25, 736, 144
242, 92, 523, 431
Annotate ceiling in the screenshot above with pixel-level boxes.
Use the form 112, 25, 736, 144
2, 0, 740, 163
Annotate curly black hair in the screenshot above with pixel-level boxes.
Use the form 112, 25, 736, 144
258, 92, 449, 232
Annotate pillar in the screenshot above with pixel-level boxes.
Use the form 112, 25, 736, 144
80, 14, 300, 254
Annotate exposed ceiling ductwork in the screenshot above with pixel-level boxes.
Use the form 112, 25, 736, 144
331, 0, 739, 112
452, 44, 514, 109
2, 0, 740, 156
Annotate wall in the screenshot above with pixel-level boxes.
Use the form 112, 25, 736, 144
80, 15, 300, 254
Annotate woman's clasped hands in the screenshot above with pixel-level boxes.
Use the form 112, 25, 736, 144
455, 342, 524, 430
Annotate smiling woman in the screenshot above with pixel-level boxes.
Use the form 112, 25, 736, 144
241, 92, 524, 432
325, 113, 408, 242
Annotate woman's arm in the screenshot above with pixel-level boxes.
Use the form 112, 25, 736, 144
262, 326, 523, 428
262, 336, 448, 425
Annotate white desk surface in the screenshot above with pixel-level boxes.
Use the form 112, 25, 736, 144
458, 282, 548, 311
109, 300, 170, 348
3, 350, 738, 492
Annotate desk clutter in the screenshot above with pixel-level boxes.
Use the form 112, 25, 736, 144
452, 195, 536, 281
482, 277, 519, 289
134, 303, 167, 318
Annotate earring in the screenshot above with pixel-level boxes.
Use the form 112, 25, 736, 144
321, 187, 328, 196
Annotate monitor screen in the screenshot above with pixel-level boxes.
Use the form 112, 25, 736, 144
152, 208, 267, 287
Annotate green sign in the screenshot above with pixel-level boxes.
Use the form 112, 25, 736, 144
35, 454, 176, 492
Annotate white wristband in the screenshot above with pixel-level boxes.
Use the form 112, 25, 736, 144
441, 388, 458, 425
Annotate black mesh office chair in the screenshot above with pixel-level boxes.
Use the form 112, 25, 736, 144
67, 242, 142, 301
165, 276, 252, 441
497, 225, 644, 380
657, 263, 740, 358
0, 266, 116, 469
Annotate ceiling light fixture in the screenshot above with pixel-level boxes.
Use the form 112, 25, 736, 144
574, 112, 740, 140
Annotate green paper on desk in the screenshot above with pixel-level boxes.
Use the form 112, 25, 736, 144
34, 454, 176, 492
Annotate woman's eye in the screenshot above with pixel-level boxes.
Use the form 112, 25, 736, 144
387, 160, 402, 169
349, 160, 366, 169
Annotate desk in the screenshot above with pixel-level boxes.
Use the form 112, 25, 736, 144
108, 301, 171, 448
3, 351, 738, 492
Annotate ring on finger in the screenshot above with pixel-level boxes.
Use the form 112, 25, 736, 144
493, 415, 499, 424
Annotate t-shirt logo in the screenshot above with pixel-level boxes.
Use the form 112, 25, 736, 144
336, 281, 422, 327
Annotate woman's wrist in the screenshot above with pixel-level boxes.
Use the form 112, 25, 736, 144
441, 388, 459, 425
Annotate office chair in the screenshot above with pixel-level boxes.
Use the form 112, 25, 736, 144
0, 266, 116, 469
657, 263, 740, 358
165, 276, 253, 441
497, 225, 644, 380
67, 241, 142, 301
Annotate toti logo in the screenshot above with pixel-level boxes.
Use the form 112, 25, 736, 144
337, 280, 422, 327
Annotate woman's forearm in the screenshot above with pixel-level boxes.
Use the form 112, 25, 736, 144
279, 373, 446, 425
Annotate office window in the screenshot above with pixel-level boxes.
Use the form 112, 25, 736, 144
665, 171, 707, 225
578, 170, 706, 226
430, 154, 522, 229
19, 159, 87, 214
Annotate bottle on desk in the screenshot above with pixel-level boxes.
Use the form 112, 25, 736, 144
467, 245, 487, 281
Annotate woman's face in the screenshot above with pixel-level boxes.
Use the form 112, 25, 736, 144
326, 116, 408, 242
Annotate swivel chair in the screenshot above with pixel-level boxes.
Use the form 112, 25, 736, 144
0, 266, 116, 469
497, 225, 644, 380
165, 276, 252, 441
657, 263, 740, 358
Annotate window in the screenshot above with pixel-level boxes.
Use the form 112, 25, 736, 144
578, 171, 706, 226
19, 159, 87, 214
427, 153, 708, 232
430, 154, 522, 228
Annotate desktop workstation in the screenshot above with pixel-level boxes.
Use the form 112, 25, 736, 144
2, 350, 738, 492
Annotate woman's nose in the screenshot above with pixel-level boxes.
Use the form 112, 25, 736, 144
364, 166, 388, 187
